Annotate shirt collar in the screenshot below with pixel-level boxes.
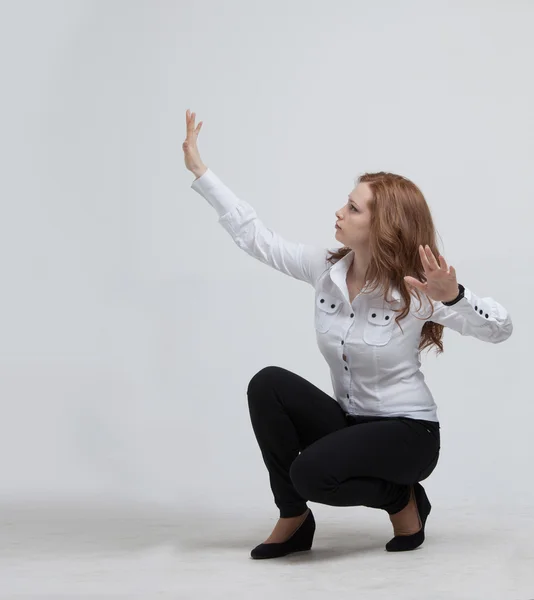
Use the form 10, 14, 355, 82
329, 249, 402, 303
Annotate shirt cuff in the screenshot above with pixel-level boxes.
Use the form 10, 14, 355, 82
190, 168, 239, 217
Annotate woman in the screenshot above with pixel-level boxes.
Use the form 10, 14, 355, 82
182, 109, 513, 560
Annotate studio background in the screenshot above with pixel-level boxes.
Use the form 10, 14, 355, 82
0, 0, 531, 520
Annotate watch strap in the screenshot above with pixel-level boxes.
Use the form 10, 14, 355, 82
442, 283, 465, 306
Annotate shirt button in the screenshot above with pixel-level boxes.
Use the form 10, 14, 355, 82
350, 313, 354, 318
345, 366, 348, 371
346, 394, 349, 398
341, 340, 344, 345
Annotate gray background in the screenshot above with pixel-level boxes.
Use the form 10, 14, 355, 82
0, 1, 532, 597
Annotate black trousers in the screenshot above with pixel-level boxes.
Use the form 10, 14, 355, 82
247, 366, 441, 518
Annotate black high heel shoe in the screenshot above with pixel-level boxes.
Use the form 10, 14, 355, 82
250, 509, 315, 559
385, 482, 431, 552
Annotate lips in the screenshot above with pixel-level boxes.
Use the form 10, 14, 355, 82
335, 223, 342, 230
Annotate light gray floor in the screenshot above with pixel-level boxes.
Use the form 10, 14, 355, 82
0, 501, 532, 599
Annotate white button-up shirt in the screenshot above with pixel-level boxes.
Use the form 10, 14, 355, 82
191, 169, 513, 422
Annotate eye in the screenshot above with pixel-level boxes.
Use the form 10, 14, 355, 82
349, 204, 358, 212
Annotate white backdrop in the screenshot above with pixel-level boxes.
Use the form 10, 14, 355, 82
0, 0, 531, 519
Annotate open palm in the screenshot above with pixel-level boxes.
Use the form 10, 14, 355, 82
404, 245, 459, 303
183, 109, 205, 173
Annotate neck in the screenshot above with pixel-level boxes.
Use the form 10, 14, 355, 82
348, 247, 370, 283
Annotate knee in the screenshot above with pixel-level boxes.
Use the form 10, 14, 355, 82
246, 365, 285, 402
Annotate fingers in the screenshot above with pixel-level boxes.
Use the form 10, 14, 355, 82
186, 109, 202, 139
438, 254, 449, 271
421, 245, 439, 270
419, 245, 431, 270
426, 247, 440, 269
404, 276, 426, 291
186, 109, 195, 136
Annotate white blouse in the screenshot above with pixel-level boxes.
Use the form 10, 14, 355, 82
191, 168, 513, 422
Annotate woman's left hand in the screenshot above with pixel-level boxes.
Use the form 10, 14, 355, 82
404, 245, 459, 303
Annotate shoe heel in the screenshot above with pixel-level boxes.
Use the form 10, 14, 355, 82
250, 509, 315, 559
385, 484, 431, 553
416, 482, 431, 527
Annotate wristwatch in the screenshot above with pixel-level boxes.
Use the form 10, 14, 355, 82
442, 283, 465, 306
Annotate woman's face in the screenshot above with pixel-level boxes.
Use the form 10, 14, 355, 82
334, 181, 373, 248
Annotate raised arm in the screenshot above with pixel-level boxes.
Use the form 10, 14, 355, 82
191, 168, 330, 287
183, 109, 330, 287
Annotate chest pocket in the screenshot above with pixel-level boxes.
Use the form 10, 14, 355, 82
315, 294, 342, 333
363, 306, 396, 346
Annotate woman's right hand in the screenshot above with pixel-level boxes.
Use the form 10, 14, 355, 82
183, 109, 207, 178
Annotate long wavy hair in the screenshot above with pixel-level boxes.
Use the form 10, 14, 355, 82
327, 171, 445, 356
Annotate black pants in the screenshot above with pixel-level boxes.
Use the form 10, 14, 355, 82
247, 366, 441, 518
